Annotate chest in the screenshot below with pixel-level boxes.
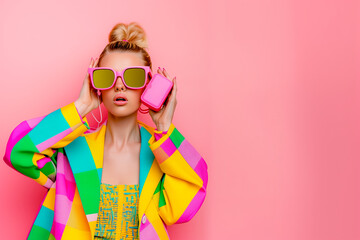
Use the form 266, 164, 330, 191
101, 142, 141, 185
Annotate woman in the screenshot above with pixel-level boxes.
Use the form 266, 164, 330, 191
3, 22, 208, 240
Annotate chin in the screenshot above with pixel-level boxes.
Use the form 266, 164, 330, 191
108, 106, 139, 117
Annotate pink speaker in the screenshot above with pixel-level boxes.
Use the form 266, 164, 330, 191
141, 73, 174, 112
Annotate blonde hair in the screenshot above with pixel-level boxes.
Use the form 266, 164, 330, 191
97, 22, 152, 70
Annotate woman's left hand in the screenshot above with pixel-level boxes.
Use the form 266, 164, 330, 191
148, 67, 177, 132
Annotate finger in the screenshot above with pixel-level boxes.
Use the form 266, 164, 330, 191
174, 77, 177, 95
157, 67, 164, 76
86, 58, 93, 77
162, 88, 176, 113
94, 57, 99, 67
148, 108, 155, 118
157, 67, 170, 80
162, 68, 171, 79
168, 77, 177, 100
92, 58, 97, 68
167, 83, 177, 109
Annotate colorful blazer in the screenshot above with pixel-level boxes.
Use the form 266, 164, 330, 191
3, 101, 208, 240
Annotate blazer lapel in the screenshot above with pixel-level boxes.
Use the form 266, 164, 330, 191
64, 120, 163, 237
138, 124, 163, 221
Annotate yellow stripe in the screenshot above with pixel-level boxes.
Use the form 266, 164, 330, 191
148, 123, 176, 150
146, 198, 170, 240
158, 150, 203, 224
137, 120, 155, 134
34, 172, 50, 187
61, 102, 85, 128
84, 125, 106, 169
62, 225, 92, 240
32, 152, 51, 167
67, 187, 92, 231
139, 159, 163, 221
43, 187, 56, 210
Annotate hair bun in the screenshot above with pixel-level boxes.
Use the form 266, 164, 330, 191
108, 22, 148, 49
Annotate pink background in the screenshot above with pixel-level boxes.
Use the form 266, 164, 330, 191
1, 0, 359, 239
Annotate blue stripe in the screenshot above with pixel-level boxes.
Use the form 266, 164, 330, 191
139, 126, 155, 196
64, 136, 96, 174
33, 205, 54, 231
97, 168, 102, 182
28, 108, 70, 146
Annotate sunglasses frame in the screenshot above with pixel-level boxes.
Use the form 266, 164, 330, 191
88, 66, 152, 90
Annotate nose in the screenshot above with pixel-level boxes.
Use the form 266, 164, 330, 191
114, 76, 126, 91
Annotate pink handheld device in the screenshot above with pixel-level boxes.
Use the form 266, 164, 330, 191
141, 73, 173, 112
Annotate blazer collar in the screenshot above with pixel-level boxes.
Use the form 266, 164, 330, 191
64, 120, 163, 236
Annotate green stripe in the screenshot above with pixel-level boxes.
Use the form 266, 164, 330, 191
11, 134, 40, 179
74, 170, 100, 215
169, 127, 185, 148
159, 175, 166, 208
27, 225, 51, 240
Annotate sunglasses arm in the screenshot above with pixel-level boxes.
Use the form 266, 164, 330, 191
146, 72, 153, 85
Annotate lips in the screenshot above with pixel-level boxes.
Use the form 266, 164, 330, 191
113, 93, 128, 102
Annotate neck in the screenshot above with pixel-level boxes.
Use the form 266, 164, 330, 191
105, 111, 141, 148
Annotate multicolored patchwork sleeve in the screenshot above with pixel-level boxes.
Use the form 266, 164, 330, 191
3, 102, 90, 189
149, 123, 208, 225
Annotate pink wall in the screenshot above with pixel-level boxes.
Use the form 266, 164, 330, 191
1, 0, 359, 239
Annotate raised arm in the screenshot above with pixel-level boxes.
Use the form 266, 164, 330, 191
149, 123, 208, 225
3, 102, 90, 189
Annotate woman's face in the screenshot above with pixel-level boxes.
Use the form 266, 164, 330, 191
99, 51, 147, 118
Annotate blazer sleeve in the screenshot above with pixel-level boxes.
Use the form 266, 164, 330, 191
3, 102, 91, 189
148, 123, 208, 225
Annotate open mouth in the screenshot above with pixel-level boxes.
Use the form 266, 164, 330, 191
113, 94, 128, 102
115, 97, 127, 101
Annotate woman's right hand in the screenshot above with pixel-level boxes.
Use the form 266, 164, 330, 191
75, 57, 101, 118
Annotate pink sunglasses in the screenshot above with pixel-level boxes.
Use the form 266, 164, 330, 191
88, 66, 152, 95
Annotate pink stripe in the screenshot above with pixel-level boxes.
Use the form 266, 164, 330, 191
54, 195, 73, 224
3, 120, 32, 169
37, 156, 52, 168
176, 188, 206, 224
44, 178, 54, 189
194, 158, 208, 188
176, 158, 208, 224
140, 217, 160, 240
56, 152, 66, 174
86, 213, 98, 222
56, 173, 76, 200
178, 139, 202, 169
4, 115, 47, 169
154, 130, 167, 141
51, 151, 76, 239
161, 137, 177, 156
57, 152, 76, 184
50, 221, 66, 240
27, 115, 46, 128
57, 152, 75, 180
36, 128, 72, 152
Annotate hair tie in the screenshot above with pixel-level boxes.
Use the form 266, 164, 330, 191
121, 39, 128, 42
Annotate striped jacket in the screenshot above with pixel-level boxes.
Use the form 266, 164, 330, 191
3, 101, 208, 240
